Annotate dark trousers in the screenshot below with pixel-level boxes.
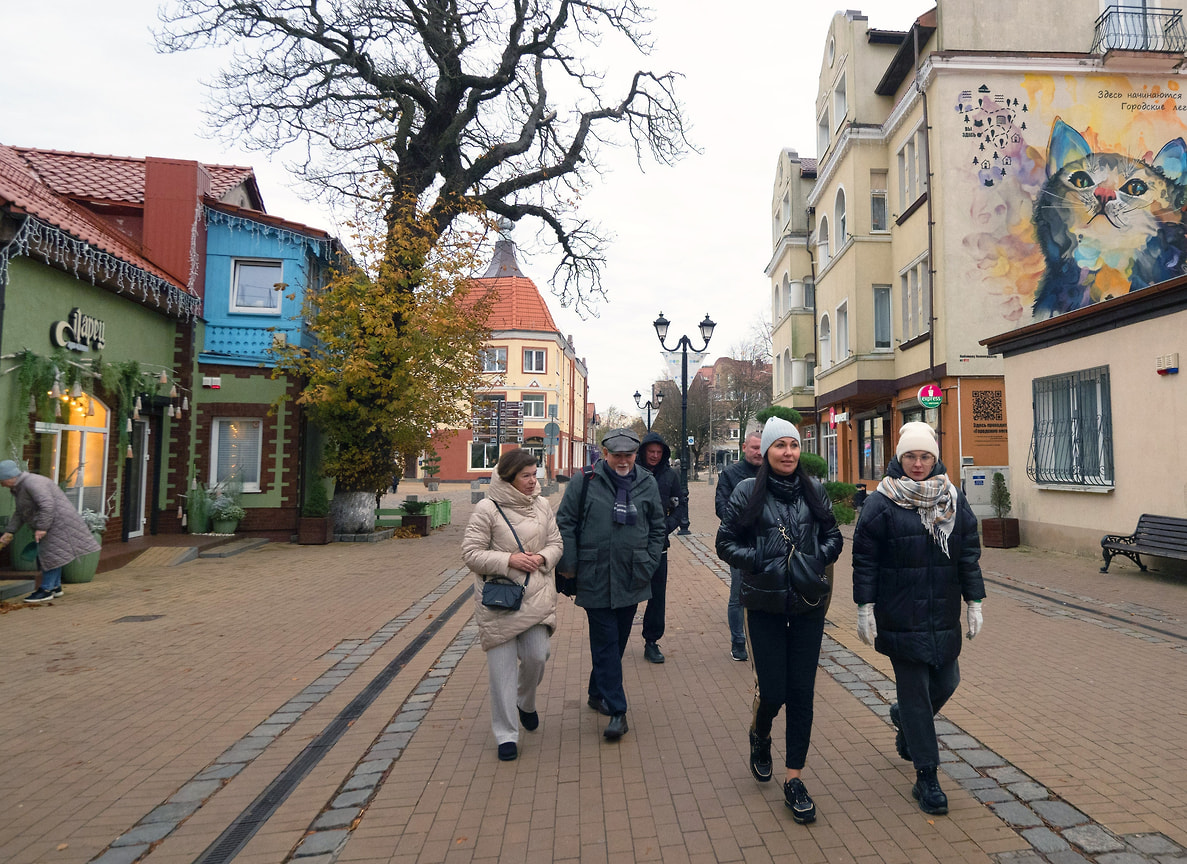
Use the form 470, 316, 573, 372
585, 604, 638, 715
745, 606, 827, 770
890, 656, 960, 770
641, 551, 668, 644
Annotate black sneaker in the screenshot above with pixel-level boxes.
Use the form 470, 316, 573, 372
783, 778, 817, 824
912, 767, 949, 815
889, 702, 911, 762
748, 730, 772, 782
643, 642, 665, 663
731, 645, 748, 662
51, 586, 64, 599
24, 589, 54, 604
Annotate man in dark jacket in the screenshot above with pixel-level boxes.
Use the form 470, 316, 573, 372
715, 430, 762, 660
636, 431, 681, 663
556, 428, 667, 740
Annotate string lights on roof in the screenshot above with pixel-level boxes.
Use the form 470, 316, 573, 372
205, 208, 334, 261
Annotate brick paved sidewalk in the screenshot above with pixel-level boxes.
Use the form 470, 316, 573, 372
1, 478, 1184, 864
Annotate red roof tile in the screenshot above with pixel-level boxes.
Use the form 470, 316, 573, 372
12, 147, 255, 205
0, 144, 191, 295
465, 241, 559, 332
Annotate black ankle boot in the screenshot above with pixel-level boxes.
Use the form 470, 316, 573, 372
912, 766, 948, 815
749, 730, 772, 782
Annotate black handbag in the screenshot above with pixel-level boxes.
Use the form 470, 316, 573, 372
481, 503, 529, 611
776, 521, 831, 609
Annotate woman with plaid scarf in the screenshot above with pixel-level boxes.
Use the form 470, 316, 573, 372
851, 422, 986, 816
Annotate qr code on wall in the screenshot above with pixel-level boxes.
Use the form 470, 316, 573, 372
971, 391, 1003, 422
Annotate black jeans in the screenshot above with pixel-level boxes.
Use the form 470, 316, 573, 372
641, 551, 668, 644
745, 606, 827, 770
889, 656, 961, 770
585, 605, 637, 715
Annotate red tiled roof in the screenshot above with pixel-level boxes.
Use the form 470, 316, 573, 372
0, 144, 190, 294
465, 241, 559, 332
11, 147, 255, 205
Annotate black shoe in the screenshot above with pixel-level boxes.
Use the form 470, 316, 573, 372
587, 696, 611, 716
518, 707, 539, 731
644, 642, 665, 664
24, 589, 54, 604
731, 645, 748, 661
889, 702, 911, 762
749, 730, 773, 782
497, 742, 517, 761
783, 778, 817, 824
912, 767, 949, 815
604, 713, 628, 740
51, 586, 64, 599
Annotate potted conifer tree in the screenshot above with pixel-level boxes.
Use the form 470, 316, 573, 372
981, 471, 1020, 548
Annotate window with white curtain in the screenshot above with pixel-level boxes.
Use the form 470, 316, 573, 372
211, 418, 262, 491
873, 285, 892, 349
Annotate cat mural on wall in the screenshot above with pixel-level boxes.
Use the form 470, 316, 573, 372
1032, 117, 1187, 317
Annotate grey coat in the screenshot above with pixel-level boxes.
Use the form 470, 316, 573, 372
4, 472, 101, 570
555, 461, 666, 609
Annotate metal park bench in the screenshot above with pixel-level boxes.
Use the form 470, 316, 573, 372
1100, 514, 1187, 573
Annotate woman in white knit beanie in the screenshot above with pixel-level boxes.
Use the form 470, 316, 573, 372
850, 421, 986, 816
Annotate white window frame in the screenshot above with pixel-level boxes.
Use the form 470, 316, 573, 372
900, 256, 930, 341
834, 188, 847, 246
833, 75, 847, 131
897, 125, 928, 210
210, 418, 263, 492
522, 393, 546, 418
481, 347, 507, 373
871, 170, 888, 232
819, 314, 832, 369
817, 107, 831, 156
817, 216, 830, 266
231, 259, 284, 315
873, 285, 892, 350
523, 348, 546, 373
469, 441, 500, 471
836, 301, 849, 360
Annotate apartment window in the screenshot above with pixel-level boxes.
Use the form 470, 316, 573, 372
480, 347, 507, 373
782, 274, 791, 316
822, 421, 838, 481
836, 301, 849, 360
871, 170, 888, 231
817, 108, 830, 156
523, 348, 546, 373
817, 216, 830, 266
730, 428, 740, 440
833, 76, 847, 130
1030, 366, 1114, 487
470, 442, 500, 470
211, 418, 262, 492
805, 353, 816, 387
231, 260, 283, 313
782, 191, 791, 227
834, 189, 847, 245
819, 315, 831, 368
802, 423, 816, 455
873, 285, 892, 349
859, 415, 886, 480
900, 257, 930, 341
804, 279, 815, 309
522, 393, 546, 418
897, 126, 927, 210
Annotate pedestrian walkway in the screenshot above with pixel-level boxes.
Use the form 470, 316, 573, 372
0, 479, 1184, 864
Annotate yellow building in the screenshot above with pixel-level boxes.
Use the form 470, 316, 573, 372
434, 239, 590, 481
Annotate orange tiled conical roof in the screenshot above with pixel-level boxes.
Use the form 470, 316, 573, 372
467, 240, 558, 332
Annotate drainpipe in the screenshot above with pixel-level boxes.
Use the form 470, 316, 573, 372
806, 207, 820, 454
914, 24, 941, 445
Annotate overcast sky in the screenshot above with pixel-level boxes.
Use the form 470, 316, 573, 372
3, 0, 925, 418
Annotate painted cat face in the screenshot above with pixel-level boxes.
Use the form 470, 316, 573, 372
1033, 118, 1187, 316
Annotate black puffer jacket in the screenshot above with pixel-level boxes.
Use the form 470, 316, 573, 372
715, 473, 843, 614
851, 458, 986, 666
638, 431, 682, 547
714, 458, 758, 520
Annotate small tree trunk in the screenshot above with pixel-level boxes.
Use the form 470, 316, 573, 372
331, 490, 376, 534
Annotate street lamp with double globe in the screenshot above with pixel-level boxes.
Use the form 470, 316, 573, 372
653, 311, 716, 534
633, 386, 664, 432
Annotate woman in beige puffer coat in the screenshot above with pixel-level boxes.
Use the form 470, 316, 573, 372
461, 449, 563, 762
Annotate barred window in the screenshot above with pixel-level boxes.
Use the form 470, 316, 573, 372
1028, 366, 1114, 487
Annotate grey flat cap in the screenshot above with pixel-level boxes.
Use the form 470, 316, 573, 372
601, 428, 641, 454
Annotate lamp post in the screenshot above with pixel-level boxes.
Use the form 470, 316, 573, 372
633, 386, 664, 432
654, 311, 716, 534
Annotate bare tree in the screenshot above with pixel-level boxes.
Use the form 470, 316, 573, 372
718, 339, 772, 458
157, 0, 692, 313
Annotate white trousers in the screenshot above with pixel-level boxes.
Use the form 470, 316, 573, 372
486, 624, 551, 744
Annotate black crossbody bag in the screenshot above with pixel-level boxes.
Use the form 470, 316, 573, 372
481, 502, 529, 611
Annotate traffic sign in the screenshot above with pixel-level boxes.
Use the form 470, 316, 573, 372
544, 421, 560, 437
687, 435, 695, 445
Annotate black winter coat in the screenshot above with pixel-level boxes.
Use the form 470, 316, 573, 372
638, 431, 682, 548
715, 473, 843, 614
851, 458, 986, 666
714, 458, 758, 520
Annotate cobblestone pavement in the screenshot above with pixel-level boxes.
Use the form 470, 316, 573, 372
1, 477, 1185, 864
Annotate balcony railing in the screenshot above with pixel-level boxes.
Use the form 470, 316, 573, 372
1093, 5, 1187, 53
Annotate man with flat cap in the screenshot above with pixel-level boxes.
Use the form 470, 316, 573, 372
556, 428, 667, 740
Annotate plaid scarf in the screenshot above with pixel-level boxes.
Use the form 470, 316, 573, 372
876, 473, 958, 558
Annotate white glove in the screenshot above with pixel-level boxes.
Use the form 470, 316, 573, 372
857, 603, 877, 646
966, 601, 983, 640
